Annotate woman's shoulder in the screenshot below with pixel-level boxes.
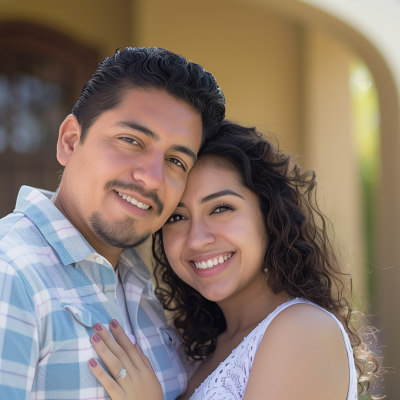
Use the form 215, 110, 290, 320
262, 300, 350, 366
253, 298, 346, 343
242, 300, 352, 400
267, 299, 344, 335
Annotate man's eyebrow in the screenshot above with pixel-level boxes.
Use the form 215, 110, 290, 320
171, 145, 197, 164
201, 189, 244, 204
113, 121, 159, 140
113, 122, 196, 163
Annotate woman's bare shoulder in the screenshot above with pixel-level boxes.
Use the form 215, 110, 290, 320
243, 302, 350, 400
268, 302, 342, 335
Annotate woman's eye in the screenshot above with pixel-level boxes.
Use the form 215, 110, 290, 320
166, 214, 186, 223
167, 157, 186, 171
212, 204, 235, 214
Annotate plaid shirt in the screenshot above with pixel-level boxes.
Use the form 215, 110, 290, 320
0, 186, 187, 400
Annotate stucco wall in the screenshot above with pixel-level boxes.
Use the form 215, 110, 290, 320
0, 0, 132, 58
303, 27, 365, 295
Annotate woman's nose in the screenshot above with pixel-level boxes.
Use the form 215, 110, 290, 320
186, 219, 215, 251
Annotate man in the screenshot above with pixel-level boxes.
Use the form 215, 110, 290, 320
0, 47, 225, 399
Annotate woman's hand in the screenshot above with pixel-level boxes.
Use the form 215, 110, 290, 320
89, 320, 163, 400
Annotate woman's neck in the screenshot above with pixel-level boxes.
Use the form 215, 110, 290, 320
217, 276, 289, 340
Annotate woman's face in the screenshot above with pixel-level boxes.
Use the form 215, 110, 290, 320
162, 157, 268, 303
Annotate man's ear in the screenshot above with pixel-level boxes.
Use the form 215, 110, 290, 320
57, 114, 81, 167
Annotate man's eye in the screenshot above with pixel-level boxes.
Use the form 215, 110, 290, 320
167, 157, 186, 171
166, 214, 186, 223
120, 137, 139, 145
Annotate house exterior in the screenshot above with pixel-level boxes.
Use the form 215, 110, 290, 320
0, 0, 399, 397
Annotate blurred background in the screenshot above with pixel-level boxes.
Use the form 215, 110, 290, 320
0, 0, 399, 397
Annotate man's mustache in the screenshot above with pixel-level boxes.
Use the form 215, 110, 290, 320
104, 179, 164, 216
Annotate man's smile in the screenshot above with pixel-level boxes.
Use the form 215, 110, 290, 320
117, 191, 151, 209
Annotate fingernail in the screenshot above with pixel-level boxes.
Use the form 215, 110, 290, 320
94, 323, 103, 331
111, 319, 119, 329
93, 334, 101, 343
89, 358, 97, 367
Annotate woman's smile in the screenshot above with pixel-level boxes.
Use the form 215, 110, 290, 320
189, 252, 236, 278
191, 251, 233, 269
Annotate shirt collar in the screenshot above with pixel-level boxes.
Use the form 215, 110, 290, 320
14, 186, 101, 266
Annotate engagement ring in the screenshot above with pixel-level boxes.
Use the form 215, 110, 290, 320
113, 368, 127, 380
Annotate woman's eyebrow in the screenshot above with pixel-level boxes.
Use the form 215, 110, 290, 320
175, 190, 244, 209
201, 190, 244, 204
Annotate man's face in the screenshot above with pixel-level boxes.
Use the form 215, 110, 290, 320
57, 88, 203, 250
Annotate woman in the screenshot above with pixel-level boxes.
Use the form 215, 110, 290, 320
88, 121, 380, 399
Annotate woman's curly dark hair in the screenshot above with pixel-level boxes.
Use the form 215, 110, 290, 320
152, 120, 382, 397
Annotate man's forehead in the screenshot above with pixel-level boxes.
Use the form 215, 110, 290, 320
118, 87, 197, 116
110, 91, 202, 143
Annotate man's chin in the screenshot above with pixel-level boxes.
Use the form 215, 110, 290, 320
89, 211, 152, 249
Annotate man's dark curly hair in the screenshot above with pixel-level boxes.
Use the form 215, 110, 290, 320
152, 120, 382, 398
71, 47, 225, 143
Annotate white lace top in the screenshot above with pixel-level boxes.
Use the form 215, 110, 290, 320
189, 297, 358, 400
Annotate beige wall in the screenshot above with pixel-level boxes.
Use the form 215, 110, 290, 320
0, 0, 132, 59
135, 0, 302, 156
302, 27, 366, 295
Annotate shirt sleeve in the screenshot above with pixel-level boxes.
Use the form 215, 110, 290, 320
0, 260, 39, 399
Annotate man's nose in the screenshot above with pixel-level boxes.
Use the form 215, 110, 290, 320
186, 219, 216, 251
131, 150, 165, 190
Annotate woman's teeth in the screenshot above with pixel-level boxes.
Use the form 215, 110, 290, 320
194, 253, 233, 269
117, 192, 150, 210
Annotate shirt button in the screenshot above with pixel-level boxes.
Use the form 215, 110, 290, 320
95, 256, 104, 264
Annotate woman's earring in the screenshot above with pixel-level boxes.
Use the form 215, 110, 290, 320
263, 268, 268, 274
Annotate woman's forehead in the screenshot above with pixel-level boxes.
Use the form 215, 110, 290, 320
183, 157, 245, 200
